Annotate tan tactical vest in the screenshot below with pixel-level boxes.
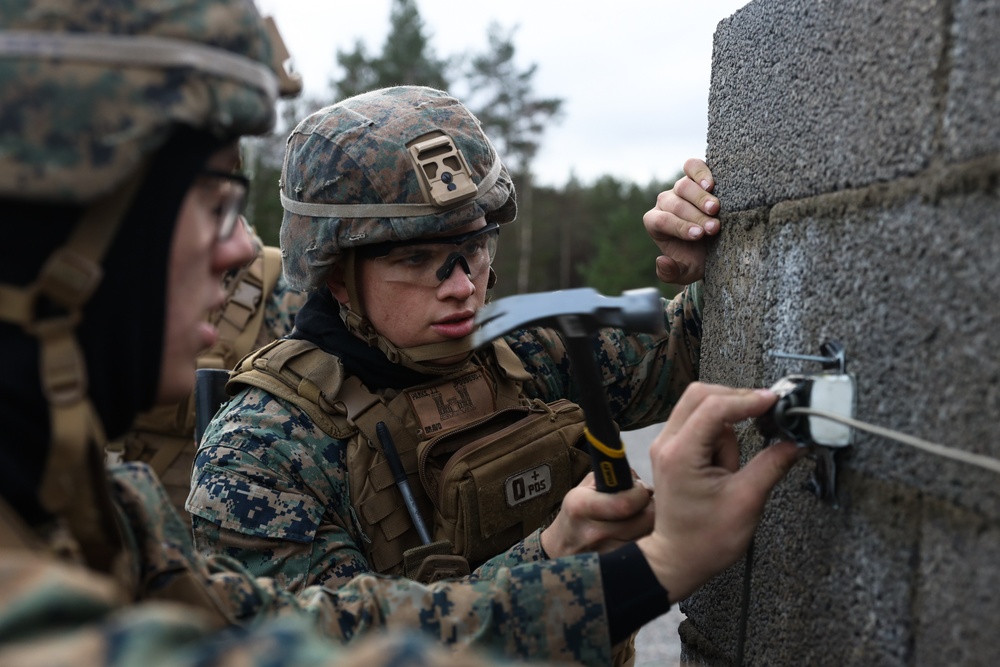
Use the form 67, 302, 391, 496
231, 337, 593, 579
106, 246, 286, 518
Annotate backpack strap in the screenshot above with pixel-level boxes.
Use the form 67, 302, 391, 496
231, 338, 355, 439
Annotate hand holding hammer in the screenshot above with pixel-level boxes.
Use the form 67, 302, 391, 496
472, 287, 665, 493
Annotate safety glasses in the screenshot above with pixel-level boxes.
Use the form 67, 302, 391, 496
197, 169, 250, 242
357, 222, 500, 287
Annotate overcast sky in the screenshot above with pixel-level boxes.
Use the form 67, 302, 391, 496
255, 0, 751, 188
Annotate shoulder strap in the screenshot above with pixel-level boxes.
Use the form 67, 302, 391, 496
228, 246, 285, 363
230, 338, 356, 439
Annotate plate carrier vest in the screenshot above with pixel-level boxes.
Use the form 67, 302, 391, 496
230, 336, 593, 580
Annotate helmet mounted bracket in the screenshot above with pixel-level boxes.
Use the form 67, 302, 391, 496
407, 132, 478, 209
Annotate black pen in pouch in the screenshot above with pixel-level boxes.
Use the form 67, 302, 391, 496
376, 421, 432, 544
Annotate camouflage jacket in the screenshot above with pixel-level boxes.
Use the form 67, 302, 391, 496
186, 284, 701, 658
0, 462, 607, 666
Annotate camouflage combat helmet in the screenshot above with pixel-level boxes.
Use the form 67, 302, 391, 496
0, 0, 300, 203
280, 85, 517, 292
0, 0, 300, 570
279, 86, 516, 371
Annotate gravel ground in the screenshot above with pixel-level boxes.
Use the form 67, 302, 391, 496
622, 423, 685, 667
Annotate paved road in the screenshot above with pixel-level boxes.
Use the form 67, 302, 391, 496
621, 423, 684, 667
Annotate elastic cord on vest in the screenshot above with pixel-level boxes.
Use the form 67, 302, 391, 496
0, 167, 147, 572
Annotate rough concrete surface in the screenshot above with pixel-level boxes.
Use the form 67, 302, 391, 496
683, 0, 1000, 664
945, 0, 1000, 162
706, 0, 943, 211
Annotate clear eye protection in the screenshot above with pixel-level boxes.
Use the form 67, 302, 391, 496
356, 222, 500, 287
197, 169, 250, 242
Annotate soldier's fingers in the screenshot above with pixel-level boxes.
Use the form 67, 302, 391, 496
644, 202, 714, 243
734, 440, 803, 508
655, 255, 681, 284
674, 389, 778, 468
657, 382, 733, 439
574, 483, 653, 522
590, 506, 656, 546
671, 178, 720, 225
653, 384, 773, 462
683, 157, 715, 192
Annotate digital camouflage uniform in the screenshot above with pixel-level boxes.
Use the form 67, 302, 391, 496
186, 87, 701, 663
1, 462, 593, 666
0, 3, 604, 666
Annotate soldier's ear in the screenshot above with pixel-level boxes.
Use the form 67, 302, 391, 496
326, 264, 349, 306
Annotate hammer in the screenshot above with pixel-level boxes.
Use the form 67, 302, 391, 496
472, 287, 665, 493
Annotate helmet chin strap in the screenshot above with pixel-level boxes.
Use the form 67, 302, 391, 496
339, 250, 478, 374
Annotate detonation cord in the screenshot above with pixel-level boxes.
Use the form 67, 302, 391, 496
786, 407, 1000, 476
734, 407, 1000, 665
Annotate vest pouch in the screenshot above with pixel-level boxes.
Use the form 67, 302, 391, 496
417, 398, 590, 568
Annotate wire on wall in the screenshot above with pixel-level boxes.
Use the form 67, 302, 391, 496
786, 407, 1000, 476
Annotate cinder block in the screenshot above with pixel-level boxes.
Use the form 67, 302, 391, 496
701, 208, 772, 390
691, 1, 1000, 664
944, 0, 1000, 162
914, 499, 1000, 667
694, 165, 1000, 664
756, 182, 1000, 515
682, 472, 921, 666
706, 0, 944, 211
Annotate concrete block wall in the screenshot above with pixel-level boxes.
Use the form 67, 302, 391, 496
683, 0, 1000, 664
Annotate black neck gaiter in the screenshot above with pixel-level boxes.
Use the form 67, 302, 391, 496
290, 287, 438, 391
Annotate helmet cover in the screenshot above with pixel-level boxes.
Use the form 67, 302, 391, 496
280, 85, 517, 291
0, 0, 294, 203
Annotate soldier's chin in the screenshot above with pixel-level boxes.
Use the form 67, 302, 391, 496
199, 321, 219, 349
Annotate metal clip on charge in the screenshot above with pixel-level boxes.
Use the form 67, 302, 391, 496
757, 341, 856, 507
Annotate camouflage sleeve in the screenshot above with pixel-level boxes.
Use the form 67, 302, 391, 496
189, 387, 548, 590
188, 386, 369, 593
0, 551, 535, 667
0, 463, 537, 667
186, 391, 615, 665
506, 282, 703, 430
473, 528, 548, 578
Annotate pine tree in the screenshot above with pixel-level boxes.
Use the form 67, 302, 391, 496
331, 0, 450, 100
461, 23, 563, 294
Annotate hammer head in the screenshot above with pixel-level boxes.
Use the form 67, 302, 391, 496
472, 287, 665, 348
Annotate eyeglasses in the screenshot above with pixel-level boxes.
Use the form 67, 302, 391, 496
356, 222, 500, 287
197, 169, 250, 242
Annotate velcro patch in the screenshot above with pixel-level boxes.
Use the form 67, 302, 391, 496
504, 464, 553, 507
406, 371, 496, 436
